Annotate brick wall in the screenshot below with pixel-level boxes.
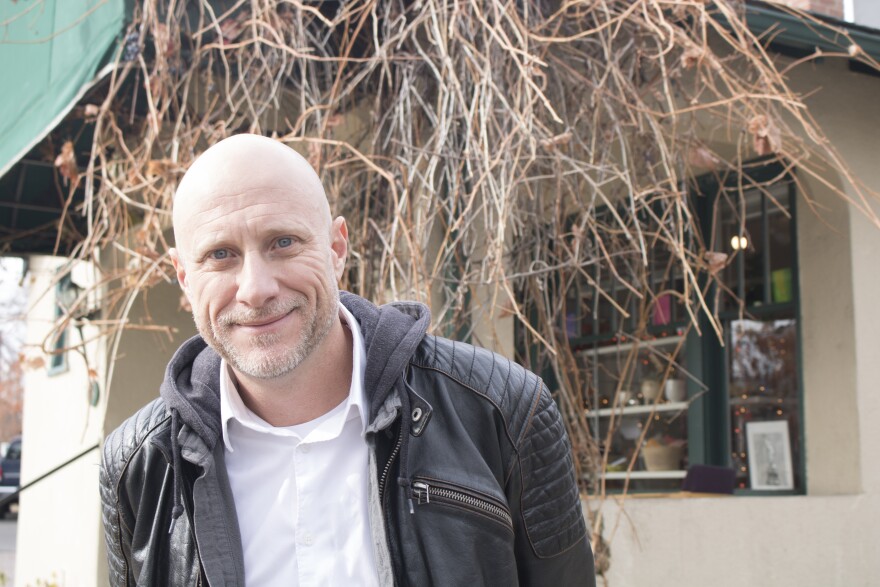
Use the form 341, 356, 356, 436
773, 0, 843, 19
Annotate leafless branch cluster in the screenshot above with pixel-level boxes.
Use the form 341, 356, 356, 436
27, 0, 880, 548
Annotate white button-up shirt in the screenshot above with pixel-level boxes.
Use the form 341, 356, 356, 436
220, 304, 379, 587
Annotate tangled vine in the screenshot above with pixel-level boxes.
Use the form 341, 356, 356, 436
18, 0, 880, 571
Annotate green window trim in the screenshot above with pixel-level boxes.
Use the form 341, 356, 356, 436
693, 162, 804, 495
47, 274, 71, 376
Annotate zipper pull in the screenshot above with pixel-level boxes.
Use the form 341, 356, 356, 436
413, 481, 430, 504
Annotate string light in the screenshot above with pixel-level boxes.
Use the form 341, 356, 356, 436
730, 235, 748, 250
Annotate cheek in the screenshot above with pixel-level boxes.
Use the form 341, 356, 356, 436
283, 258, 334, 290
188, 274, 237, 320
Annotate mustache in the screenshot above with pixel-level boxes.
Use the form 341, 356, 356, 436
217, 297, 304, 327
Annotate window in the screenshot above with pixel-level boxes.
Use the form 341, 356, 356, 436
555, 162, 803, 494
704, 168, 801, 493
47, 274, 71, 376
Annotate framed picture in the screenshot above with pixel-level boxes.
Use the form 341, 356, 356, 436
746, 420, 794, 490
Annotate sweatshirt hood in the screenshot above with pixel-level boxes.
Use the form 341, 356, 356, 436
339, 291, 431, 423
159, 335, 223, 449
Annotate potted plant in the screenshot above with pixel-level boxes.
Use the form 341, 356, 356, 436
642, 436, 686, 471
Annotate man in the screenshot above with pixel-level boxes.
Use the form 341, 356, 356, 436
100, 134, 596, 586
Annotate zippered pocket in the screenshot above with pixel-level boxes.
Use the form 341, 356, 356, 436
411, 477, 513, 532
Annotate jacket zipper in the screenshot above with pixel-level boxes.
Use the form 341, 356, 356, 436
411, 479, 513, 529
379, 422, 404, 500
379, 419, 404, 584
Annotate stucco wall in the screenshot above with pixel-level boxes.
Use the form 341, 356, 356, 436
596, 493, 880, 586
17, 257, 106, 587
597, 49, 880, 587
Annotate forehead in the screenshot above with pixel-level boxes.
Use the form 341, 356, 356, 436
185, 183, 323, 222
173, 136, 330, 233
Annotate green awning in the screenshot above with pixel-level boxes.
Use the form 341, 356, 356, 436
0, 0, 127, 178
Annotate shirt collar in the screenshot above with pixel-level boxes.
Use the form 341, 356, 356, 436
220, 302, 368, 452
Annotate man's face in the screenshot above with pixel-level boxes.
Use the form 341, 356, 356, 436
170, 146, 348, 380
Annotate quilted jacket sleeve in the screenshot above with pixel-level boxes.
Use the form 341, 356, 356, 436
100, 421, 136, 586
99, 399, 168, 586
511, 382, 596, 586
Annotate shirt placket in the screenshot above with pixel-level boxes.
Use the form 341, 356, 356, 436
295, 439, 316, 585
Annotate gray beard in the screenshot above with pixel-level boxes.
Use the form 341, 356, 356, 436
195, 289, 339, 379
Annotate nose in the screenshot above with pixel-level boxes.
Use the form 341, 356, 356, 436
236, 253, 279, 307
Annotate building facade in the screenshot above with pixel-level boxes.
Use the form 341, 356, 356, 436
4, 2, 880, 586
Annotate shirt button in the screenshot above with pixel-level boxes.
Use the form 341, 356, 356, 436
300, 444, 310, 454
302, 534, 313, 546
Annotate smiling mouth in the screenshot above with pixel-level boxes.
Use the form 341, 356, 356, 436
237, 309, 294, 328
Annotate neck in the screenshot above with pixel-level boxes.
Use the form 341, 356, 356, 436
231, 317, 354, 427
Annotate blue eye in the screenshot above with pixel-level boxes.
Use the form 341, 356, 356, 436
210, 249, 229, 260
277, 237, 293, 248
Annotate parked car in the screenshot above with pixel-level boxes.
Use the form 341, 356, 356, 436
0, 436, 21, 515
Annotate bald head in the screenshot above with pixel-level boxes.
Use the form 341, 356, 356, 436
172, 134, 331, 256
167, 133, 350, 391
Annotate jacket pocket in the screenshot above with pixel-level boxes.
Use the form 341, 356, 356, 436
411, 477, 513, 532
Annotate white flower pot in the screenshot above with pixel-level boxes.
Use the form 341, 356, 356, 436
665, 379, 687, 402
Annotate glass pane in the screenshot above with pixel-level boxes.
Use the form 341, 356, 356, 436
767, 186, 793, 304
728, 318, 800, 491
717, 183, 792, 311
719, 189, 762, 309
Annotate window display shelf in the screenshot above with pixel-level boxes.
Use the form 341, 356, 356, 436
579, 333, 693, 492
581, 335, 683, 357
587, 401, 688, 418
601, 470, 687, 480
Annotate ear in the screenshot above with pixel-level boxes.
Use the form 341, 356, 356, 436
329, 216, 349, 280
169, 248, 191, 297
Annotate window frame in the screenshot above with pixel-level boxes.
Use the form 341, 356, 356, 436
46, 274, 71, 376
542, 160, 806, 494
692, 161, 805, 495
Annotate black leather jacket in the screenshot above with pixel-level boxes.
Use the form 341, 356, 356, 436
100, 293, 596, 586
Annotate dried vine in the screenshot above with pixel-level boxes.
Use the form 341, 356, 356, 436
18, 0, 880, 574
